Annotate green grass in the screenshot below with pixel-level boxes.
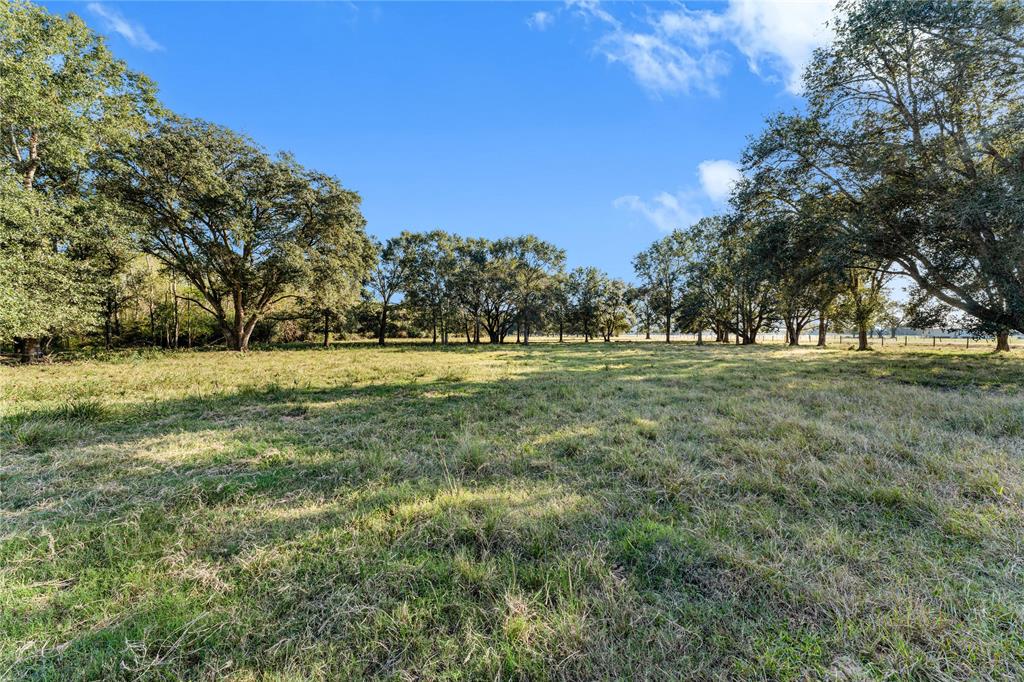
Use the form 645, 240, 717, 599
2, 341, 1023, 680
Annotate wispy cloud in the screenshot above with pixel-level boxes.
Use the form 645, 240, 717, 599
87, 3, 163, 52
616, 159, 741, 231
614, 190, 704, 233
569, 0, 835, 96
527, 10, 555, 31
599, 31, 728, 96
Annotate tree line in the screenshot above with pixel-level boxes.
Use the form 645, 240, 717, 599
628, 0, 1024, 353
3, 0, 1022, 361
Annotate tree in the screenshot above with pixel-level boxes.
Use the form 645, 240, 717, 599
548, 272, 572, 342
505, 235, 565, 344
720, 218, 778, 345
597, 278, 631, 342
477, 239, 521, 344
834, 266, 893, 351
1, 1, 157, 361
367, 234, 413, 345
451, 237, 490, 344
880, 297, 908, 339
734, 169, 848, 347
626, 285, 656, 340
685, 217, 736, 343
107, 118, 373, 352
686, 215, 777, 345
750, 0, 1024, 351
633, 231, 691, 343
402, 231, 461, 344
302, 245, 367, 347
567, 266, 606, 342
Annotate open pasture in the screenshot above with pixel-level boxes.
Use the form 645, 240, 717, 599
2, 342, 1023, 680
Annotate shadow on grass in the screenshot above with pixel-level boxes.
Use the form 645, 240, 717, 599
3, 342, 1024, 679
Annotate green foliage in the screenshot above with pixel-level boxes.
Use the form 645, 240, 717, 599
106, 118, 374, 351
749, 0, 1024, 337
632, 230, 691, 340
0, 0, 157, 345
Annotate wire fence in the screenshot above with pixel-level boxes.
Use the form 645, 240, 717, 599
613, 332, 1017, 350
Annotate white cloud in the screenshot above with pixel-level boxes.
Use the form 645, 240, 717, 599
87, 3, 163, 52
527, 11, 555, 31
599, 31, 728, 96
568, 0, 620, 29
725, 0, 836, 94
697, 159, 742, 204
616, 158, 741, 231
569, 0, 835, 96
614, 190, 704, 233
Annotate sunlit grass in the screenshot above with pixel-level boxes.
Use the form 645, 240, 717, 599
2, 341, 1023, 679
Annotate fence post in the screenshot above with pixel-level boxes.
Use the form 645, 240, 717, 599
933, 337, 936, 347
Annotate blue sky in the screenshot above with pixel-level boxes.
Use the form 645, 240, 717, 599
51, 0, 834, 280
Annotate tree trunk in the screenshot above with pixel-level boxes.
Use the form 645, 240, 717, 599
996, 329, 1011, 352
322, 310, 330, 348
696, 328, 703, 345
226, 307, 256, 352
645, 324, 651, 340
227, 325, 243, 351
171, 279, 180, 349
378, 304, 388, 345
558, 319, 563, 343
239, 315, 260, 352
665, 313, 671, 343
787, 319, 799, 347
817, 316, 827, 347
858, 324, 869, 351
16, 337, 42, 364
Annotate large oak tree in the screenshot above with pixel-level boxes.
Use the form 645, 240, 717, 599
107, 119, 373, 351
1, 0, 157, 360
748, 0, 1024, 350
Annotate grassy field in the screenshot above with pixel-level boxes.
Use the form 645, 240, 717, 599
2, 341, 1023, 680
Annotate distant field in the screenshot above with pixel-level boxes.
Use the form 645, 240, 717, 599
2, 342, 1023, 680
